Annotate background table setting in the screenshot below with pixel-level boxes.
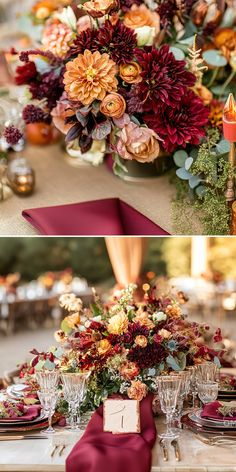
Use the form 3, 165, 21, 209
1, 284, 236, 471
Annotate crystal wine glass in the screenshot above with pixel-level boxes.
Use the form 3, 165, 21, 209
186, 366, 198, 408
76, 371, 91, 430
172, 371, 191, 428
198, 381, 218, 405
196, 362, 217, 382
157, 376, 181, 440
37, 390, 59, 434
35, 370, 60, 392
61, 372, 90, 431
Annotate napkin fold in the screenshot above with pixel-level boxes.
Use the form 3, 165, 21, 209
201, 401, 236, 420
22, 198, 169, 235
1, 405, 41, 422
66, 395, 156, 472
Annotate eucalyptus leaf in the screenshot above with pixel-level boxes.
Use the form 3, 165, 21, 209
211, 85, 231, 96
166, 354, 183, 371
216, 139, 231, 154
44, 359, 55, 371
170, 46, 185, 61
178, 34, 195, 45
202, 50, 227, 67
61, 318, 72, 334
34, 58, 52, 74
185, 157, 194, 170
34, 360, 44, 371
189, 175, 201, 188
196, 184, 206, 197
214, 356, 221, 368
173, 150, 188, 167
176, 167, 192, 180
189, 148, 198, 159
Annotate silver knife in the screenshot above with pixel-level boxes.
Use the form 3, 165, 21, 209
160, 439, 168, 461
171, 439, 181, 461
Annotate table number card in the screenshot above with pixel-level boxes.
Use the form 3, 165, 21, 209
103, 399, 140, 434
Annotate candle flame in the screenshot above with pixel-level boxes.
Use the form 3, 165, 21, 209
223, 93, 236, 122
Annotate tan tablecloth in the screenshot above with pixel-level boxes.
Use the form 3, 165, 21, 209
0, 145, 174, 235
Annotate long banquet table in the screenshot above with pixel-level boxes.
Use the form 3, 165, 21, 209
0, 415, 236, 472
0, 144, 174, 235
1, 368, 236, 472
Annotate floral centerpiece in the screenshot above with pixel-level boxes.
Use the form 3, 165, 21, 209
27, 285, 222, 409
3, 0, 236, 232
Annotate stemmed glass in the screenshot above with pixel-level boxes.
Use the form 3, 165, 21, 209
37, 390, 59, 434
35, 370, 60, 434
157, 376, 181, 440
61, 372, 90, 431
196, 362, 217, 382
35, 370, 60, 392
198, 381, 218, 405
172, 371, 191, 428
186, 366, 198, 408
76, 372, 92, 430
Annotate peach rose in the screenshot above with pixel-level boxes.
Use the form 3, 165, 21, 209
51, 101, 74, 135
127, 380, 148, 401
117, 122, 160, 163
135, 311, 155, 329
123, 4, 160, 30
119, 62, 142, 84
134, 335, 148, 348
83, 0, 119, 18
158, 328, 172, 339
119, 361, 140, 380
77, 15, 91, 34
100, 93, 126, 119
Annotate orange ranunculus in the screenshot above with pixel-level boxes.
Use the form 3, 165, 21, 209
119, 62, 142, 84
123, 4, 160, 30
83, 0, 119, 18
119, 361, 140, 380
127, 380, 148, 401
117, 122, 160, 163
64, 49, 118, 105
51, 101, 74, 135
134, 335, 148, 348
100, 93, 126, 118
97, 339, 112, 355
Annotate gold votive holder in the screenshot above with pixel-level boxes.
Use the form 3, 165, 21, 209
8, 157, 35, 196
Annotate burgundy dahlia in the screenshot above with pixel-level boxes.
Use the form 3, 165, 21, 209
96, 20, 137, 64
128, 343, 166, 369
3, 125, 23, 146
134, 45, 196, 111
15, 61, 37, 86
22, 105, 51, 124
119, 0, 142, 11
67, 28, 98, 57
144, 89, 209, 153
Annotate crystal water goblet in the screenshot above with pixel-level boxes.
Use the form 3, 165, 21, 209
198, 381, 218, 405
76, 371, 91, 430
157, 376, 181, 440
35, 370, 60, 392
186, 366, 198, 407
172, 371, 191, 428
61, 372, 90, 431
37, 390, 59, 434
196, 362, 217, 382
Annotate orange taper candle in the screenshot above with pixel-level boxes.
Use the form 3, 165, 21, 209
223, 93, 236, 142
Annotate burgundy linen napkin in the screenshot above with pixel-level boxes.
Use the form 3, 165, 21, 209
66, 395, 156, 472
22, 198, 169, 235
1, 405, 41, 422
201, 401, 236, 420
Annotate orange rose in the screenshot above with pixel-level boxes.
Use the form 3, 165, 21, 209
120, 361, 140, 380
83, 0, 119, 18
119, 62, 142, 84
123, 4, 160, 30
134, 335, 148, 348
127, 380, 148, 401
100, 93, 126, 119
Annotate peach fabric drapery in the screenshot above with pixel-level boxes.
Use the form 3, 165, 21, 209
105, 237, 147, 287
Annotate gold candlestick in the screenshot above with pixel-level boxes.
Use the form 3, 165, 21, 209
225, 142, 235, 202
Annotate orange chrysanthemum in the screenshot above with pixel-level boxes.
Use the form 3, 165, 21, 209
64, 49, 118, 105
